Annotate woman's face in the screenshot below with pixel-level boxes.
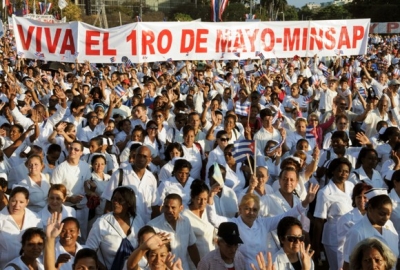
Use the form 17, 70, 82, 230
112, 191, 128, 215
48, 189, 66, 211
153, 112, 165, 125
27, 157, 43, 175
295, 121, 307, 135
22, 234, 44, 259
106, 121, 115, 132
10, 126, 21, 141
362, 151, 378, 169
217, 135, 229, 149
89, 141, 101, 154
183, 130, 195, 146
175, 167, 190, 184
361, 247, 386, 270
368, 203, 392, 227
60, 220, 79, 247
73, 258, 97, 270
239, 199, 259, 226
122, 121, 131, 133
147, 244, 169, 270
355, 190, 368, 212
332, 163, 350, 183
147, 126, 158, 138
169, 148, 181, 159
224, 118, 236, 131
191, 191, 208, 211
281, 225, 304, 255
92, 157, 106, 174
331, 138, 347, 152
8, 192, 28, 214
132, 130, 143, 142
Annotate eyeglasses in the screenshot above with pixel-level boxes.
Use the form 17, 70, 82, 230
219, 137, 229, 142
284, 235, 305, 242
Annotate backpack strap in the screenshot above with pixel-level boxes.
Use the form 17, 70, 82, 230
5, 263, 23, 270
118, 168, 124, 187
194, 142, 203, 156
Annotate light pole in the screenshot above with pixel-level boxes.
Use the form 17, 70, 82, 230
280, 11, 284, 21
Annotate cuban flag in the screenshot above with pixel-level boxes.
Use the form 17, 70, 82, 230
268, 66, 276, 72
312, 74, 319, 84
46, 2, 51, 13
256, 51, 265, 60
267, 138, 285, 154
322, 71, 330, 78
218, 0, 228, 21
110, 56, 116, 63
213, 75, 224, 83
354, 77, 361, 83
166, 58, 173, 63
125, 59, 133, 68
136, 16, 141, 22
357, 55, 364, 62
318, 62, 328, 72
393, 69, 400, 77
239, 59, 246, 66
271, 107, 283, 124
17, 51, 24, 56
233, 52, 240, 58
232, 140, 255, 163
35, 51, 45, 59
358, 87, 367, 98
114, 84, 126, 97
306, 126, 316, 139
256, 83, 265, 93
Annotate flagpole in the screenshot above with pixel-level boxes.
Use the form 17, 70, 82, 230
253, 139, 257, 175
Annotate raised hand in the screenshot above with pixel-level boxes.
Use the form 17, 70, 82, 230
355, 132, 371, 145
46, 212, 64, 239
250, 252, 275, 270
144, 233, 171, 251
304, 183, 320, 205
299, 242, 314, 270
54, 88, 67, 100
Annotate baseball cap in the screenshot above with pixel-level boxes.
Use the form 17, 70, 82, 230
217, 222, 243, 245
388, 79, 400, 86
122, 79, 130, 85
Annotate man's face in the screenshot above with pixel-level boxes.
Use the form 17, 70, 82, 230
134, 147, 151, 169
218, 238, 239, 262
163, 198, 183, 223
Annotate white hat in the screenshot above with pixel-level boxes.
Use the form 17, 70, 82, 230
365, 188, 388, 200
0, 172, 7, 180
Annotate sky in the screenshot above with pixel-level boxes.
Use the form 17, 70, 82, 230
287, 0, 326, 8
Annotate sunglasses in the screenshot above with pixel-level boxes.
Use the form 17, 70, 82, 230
219, 137, 229, 142
224, 152, 233, 157
285, 235, 305, 242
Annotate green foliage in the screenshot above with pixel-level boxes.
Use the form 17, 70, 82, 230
221, 2, 246, 21
312, 4, 351, 20
62, 2, 82, 21
174, 13, 192, 21
171, 2, 210, 22
283, 5, 298, 21
346, 1, 400, 22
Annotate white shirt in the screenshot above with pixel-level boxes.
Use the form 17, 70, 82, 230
101, 166, 159, 224
55, 241, 85, 270
86, 213, 144, 270
182, 208, 215, 261
336, 207, 363, 268
348, 166, 386, 188
147, 214, 197, 270
314, 180, 354, 246
19, 174, 51, 213
206, 146, 226, 174
254, 127, 283, 154
77, 122, 106, 143
51, 160, 92, 208
343, 214, 399, 263
4, 256, 44, 270
273, 248, 314, 270
158, 176, 195, 206
182, 144, 203, 180
207, 203, 306, 270
213, 187, 238, 218
38, 205, 76, 230
0, 207, 43, 269
389, 189, 400, 254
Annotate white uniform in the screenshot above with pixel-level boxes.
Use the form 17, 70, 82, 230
147, 214, 197, 270
314, 180, 354, 270
254, 127, 283, 154
273, 248, 315, 270
389, 189, 400, 254
55, 241, 85, 270
158, 176, 195, 206
207, 202, 306, 270
0, 207, 43, 269
4, 256, 44, 270
343, 215, 399, 264
86, 213, 144, 270
19, 174, 51, 213
348, 167, 386, 188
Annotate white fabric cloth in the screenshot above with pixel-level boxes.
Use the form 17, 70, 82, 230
55, 241, 85, 270
273, 248, 314, 270
158, 176, 195, 206
19, 174, 51, 212
86, 212, 144, 270
4, 256, 44, 270
147, 214, 197, 270
0, 207, 43, 269
348, 166, 386, 188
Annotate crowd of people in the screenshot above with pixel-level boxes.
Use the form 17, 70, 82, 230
0, 29, 400, 270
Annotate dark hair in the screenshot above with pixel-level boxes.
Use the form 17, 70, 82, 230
62, 217, 80, 230
379, 127, 400, 143
117, 119, 131, 131
259, 108, 273, 119
277, 217, 303, 247
296, 139, 309, 149
165, 143, 184, 162
138, 225, 156, 243
11, 123, 24, 134
10, 186, 29, 200
280, 158, 301, 171
216, 130, 228, 139
172, 159, 192, 175
145, 120, 162, 151
367, 194, 392, 210
0, 177, 7, 189
91, 154, 107, 166
73, 248, 99, 270
351, 183, 373, 207
183, 125, 195, 136
331, 131, 349, 146
326, 157, 352, 180
20, 227, 45, 255
89, 137, 103, 148
164, 193, 183, 205
189, 179, 209, 204
70, 140, 84, 151
208, 163, 227, 182
47, 143, 62, 154
356, 148, 378, 169
112, 187, 137, 218
278, 167, 300, 181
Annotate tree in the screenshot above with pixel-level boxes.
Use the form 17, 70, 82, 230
282, 5, 297, 21
174, 13, 192, 21
313, 4, 351, 20
221, 2, 246, 21
297, 5, 313, 21
62, 2, 82, 21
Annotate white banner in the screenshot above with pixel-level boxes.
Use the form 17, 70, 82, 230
12, 16, 370, 63
370, 22, 400, 34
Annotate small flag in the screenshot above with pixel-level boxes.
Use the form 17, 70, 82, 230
221, 53, 225, 58
357, 55, 364, 62
74, 51, 79, 57
271, 108, 283, 124
34, 51, 45, 59
212, 163, 224, 186
256, 51, 265, 60
252, 14, 256, 19
318, 62, 328, 72
306, 126, 315, 139
268, 66, 276, 72
267, 138, 285, 154
334, 49, 343, 55
114, 84, 126, 97
312, 74, 319, 84
58, 0, 67, 9
256, 84, 265, 93
17, 51, 24, 56
233, 52, 240, 58
166, 58, 173, 63
255, 70, 264, 77
245, 14, 249, 19
213, 75, 224, 83
125, 59, 133, 68
354, 77, 361, 83
358, 87, 367, 98
393, 69, 400, 76
239, 59, 246, 66
46, 2, 52, 13
110, 56, 116, 63
323, 71, 330, 78
232, 140, 255, 163
303, 95, 312, 104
